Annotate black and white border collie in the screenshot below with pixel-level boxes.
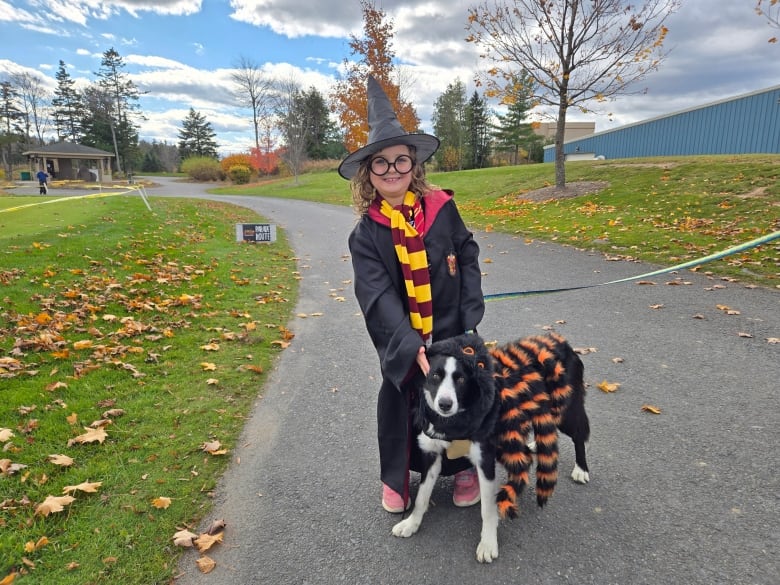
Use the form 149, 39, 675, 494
392, 332, 590, 563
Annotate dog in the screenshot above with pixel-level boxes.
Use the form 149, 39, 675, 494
391, 332, 590, 563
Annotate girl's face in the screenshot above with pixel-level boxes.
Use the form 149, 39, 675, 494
368, 144, 414, 206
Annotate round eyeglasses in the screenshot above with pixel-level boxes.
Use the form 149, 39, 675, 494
369, 155, 414, 176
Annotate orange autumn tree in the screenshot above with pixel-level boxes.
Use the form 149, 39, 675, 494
330, 0, 420, 153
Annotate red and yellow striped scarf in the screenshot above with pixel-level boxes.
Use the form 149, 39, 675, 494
379, 191, 433, 344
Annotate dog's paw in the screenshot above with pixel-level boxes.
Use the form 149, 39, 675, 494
391, 517, 421, 538
571, 464, 590, 484
476, 539, 499, 563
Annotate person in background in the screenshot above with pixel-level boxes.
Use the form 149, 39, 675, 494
340, 76, 485, 513
36, 169, 48, 194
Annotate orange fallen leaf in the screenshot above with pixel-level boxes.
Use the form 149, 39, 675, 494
242, 365, 263, 374
72, 340, 93, 350
151, 496, 171, 509
0, 572, 18, 584
641, 404, 662, 414
45, 381, 68, 392
194, 531, 224, 553
195, 556, 216, 574
597, 380, 621, 393
200, 362, 217, 371
271, 340, 290, 349
200, 343, 220, 351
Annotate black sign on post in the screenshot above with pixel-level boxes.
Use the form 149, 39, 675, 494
236, 223, 277, 243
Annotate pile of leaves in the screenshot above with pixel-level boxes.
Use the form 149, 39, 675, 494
0, 196, 298, 583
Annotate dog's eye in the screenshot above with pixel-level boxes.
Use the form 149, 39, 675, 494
454, 374, 465, 385
430, 372, 441, 381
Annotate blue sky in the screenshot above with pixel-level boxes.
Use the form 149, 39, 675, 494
1, 0, 779, 156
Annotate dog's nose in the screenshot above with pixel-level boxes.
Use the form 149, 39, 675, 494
437, 397, 453, 413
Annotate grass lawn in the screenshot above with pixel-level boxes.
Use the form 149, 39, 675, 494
0, 153, 777, 584
224, 154, 780, 285
0, 194, 298, 584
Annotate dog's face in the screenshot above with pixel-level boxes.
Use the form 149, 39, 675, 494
423, 354, 469, 418
417, 334, 497, 439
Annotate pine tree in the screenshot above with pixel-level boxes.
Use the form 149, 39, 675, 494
0, 81, 24, 178
432, 80, 467, 171
88, 48, 142, 173
51, 60, 83, 142
178, 108, 218, 159
464, 91, 491, 169
491, 74, 538, 165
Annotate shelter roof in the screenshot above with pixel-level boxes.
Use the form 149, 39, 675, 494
22, 141, 114, 158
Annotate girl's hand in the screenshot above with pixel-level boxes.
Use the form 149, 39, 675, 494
416, 346, 430, 375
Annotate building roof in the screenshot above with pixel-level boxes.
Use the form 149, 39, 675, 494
22, 141, 115, 158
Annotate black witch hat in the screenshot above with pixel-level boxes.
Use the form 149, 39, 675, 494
338, 76, 440, 180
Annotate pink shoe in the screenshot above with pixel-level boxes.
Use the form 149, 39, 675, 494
453, 468, 481, 507
382, 483, 410, 513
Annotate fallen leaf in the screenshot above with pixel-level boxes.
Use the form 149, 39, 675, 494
45, 381, 68, 392
200, 343, 220, 351
737, 332, 753, 338
63, 481, 102, 494
611, 357, 624, 364
636, 280, 656, 285
72, 340, 93, 350
67, 427, 107, 447
173, 529, 197, 547
641, 404, 662, 414
574, 347, 598, 355
48, 454, 74, 467
206, 378, 219, 385
206, 518, 227, 534
195, 556, 216, 574
200, 362, 217, 371
597, 380, 621, 393
242, 365, 263, 374
194, 531, 223, 553
0, 572, 18, 584
151, 496, 171, 509
649, 304, 664, 309
35, 495, 75, 516
0, 429, 14, 442
767, 338, 780, 344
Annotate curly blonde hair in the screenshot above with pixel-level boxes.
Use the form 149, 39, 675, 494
349, 146, 438, 216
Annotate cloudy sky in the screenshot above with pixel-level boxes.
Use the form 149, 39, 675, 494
1, 0, 778, 155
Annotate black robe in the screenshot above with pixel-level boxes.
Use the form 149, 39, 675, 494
348, 190, 485, 500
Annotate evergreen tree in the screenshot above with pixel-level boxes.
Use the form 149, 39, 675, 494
299, 86, 344, 160
178, 108, 219, 159
464, 91, 491, 169
491, 73, 539, 165
0, 80, 24, 178
88, 48, 142, 173
431, 79, 467, 171
51, 61, 83, 142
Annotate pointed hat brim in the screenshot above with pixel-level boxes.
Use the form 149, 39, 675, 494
338, 76, 440, 180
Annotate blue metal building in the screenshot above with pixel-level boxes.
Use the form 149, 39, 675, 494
543, 85, 780, 162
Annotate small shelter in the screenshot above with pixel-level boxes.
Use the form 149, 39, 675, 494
22, 141, 114, 182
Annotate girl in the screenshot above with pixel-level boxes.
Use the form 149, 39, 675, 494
340, 77, 485, 513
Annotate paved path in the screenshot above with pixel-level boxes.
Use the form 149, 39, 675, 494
20, 178, 778, 584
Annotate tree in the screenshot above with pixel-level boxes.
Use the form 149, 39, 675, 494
0, 80, 24, 178
178, 108, 219, 159
231, 56, 274, 155
467, 0, 680, 188
756, 0, 780, 42
299, 86, 345, 160
273, 77, 309, 184
51, 60, 83, 142
491, 73, 540, 165
92, 48, 143, 173
11, 71, 50, 147
432, 79, 468, 171
330, 0, 420, 153
464, 91, 491, 169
